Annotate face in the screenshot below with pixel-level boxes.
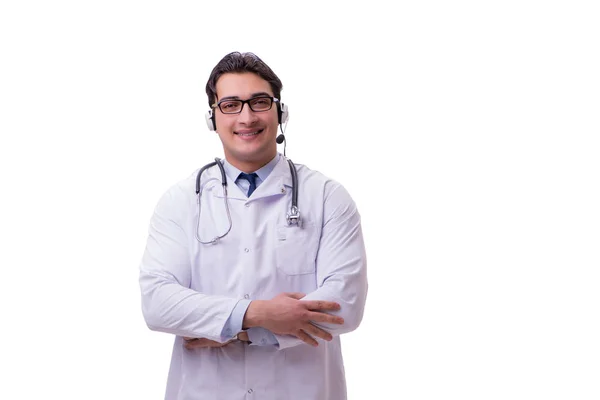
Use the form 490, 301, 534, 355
213, 72, 279, 172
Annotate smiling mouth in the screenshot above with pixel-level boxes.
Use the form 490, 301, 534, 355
235, 129, 264, 137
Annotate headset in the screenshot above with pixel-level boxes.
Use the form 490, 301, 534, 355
205, 101, 289, 132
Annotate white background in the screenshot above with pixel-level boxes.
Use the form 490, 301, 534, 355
1, 1, 599, 399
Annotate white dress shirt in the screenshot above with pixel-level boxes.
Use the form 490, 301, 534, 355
139, 154, 368, 400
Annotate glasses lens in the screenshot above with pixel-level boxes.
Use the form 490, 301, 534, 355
219, 100, 243, 114
249, 97, 273, 112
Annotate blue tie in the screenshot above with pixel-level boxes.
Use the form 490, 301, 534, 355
238, 172, 258, 197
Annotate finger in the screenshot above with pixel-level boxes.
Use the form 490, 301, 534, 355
308, 311, 344, 325
283, 292, 306, 300
294, 329, 318, 347
303, 323, 333, 341
238, 331, 250, 342
184, 338, 222, 349
183, 338, 206, 349
303, 300, 341, 311
184, 340, 198, 350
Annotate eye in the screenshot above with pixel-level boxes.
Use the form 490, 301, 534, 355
250, 97, 272, 110
220, 101, 240, 111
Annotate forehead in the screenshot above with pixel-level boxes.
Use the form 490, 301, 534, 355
215, 72, 273, 99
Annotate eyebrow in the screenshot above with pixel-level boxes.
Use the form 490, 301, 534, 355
218, 92, 272, 102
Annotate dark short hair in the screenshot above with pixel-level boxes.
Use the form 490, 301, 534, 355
205, 52, 283, 107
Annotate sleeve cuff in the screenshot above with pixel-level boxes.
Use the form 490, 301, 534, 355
247, 327, 279, 346
220, 299, 252, 341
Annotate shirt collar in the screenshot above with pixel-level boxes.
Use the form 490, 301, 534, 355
222, 153, 281, 185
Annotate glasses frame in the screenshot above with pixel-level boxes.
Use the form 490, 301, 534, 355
213, 96, 280, 115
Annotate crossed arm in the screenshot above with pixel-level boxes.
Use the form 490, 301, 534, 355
141, 182, 367, 350
183, 292, 343, 349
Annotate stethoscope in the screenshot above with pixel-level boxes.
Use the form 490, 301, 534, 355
194, 157, 300, 245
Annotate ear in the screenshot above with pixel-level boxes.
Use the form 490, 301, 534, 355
205, 109, 216, 131
279, 103, 289, 124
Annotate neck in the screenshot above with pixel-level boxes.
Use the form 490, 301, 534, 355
225, 153, 276, 174
234, 164, 261, 174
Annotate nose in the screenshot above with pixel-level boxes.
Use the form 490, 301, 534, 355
237, 103, 258, 124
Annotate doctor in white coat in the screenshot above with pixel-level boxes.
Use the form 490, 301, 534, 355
139, 51, 368, 400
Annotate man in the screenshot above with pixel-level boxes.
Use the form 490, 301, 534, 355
139, 51, 368, 400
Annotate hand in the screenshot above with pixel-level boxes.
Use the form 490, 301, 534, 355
237, 331, 250, 342
243, 292, 344, 347
182, 337, 234, 350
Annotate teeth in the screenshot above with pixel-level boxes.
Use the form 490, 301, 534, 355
238, 131, 259, 136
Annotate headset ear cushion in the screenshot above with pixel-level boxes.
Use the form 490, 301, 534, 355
279, 103, 289, 124
205, 110, 216, 131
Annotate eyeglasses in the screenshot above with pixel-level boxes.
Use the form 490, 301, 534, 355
214, 96, 279, 114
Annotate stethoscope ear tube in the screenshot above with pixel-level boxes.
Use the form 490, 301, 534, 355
196, 158, 227, 195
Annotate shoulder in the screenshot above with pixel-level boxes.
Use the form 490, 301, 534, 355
294, 162, 334, 188
154, 169, 200, 211
293, 162, 361, 231
294, 161, 356, 207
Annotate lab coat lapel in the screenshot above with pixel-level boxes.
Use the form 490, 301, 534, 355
209, 155, 294, 201
249, 156, 294, 201
207, 165, 247, 200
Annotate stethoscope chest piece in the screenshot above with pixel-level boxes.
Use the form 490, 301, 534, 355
286, 205, 301, 227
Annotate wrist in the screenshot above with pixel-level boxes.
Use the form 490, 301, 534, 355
242, 300, 266, 329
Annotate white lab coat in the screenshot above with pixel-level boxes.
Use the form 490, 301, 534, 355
139, 155, 368, 400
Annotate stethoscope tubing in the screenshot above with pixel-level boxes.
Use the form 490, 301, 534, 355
195, 157, 299, 244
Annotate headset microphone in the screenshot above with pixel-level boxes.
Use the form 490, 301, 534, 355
276, 134, 285, 144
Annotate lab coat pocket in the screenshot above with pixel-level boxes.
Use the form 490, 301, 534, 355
275, 223, 319, 275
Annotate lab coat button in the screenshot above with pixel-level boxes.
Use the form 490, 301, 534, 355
247, 388, 253, 394
245, 203, 250, 207
244, 294, 249, 299
244, 248, 250, 252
